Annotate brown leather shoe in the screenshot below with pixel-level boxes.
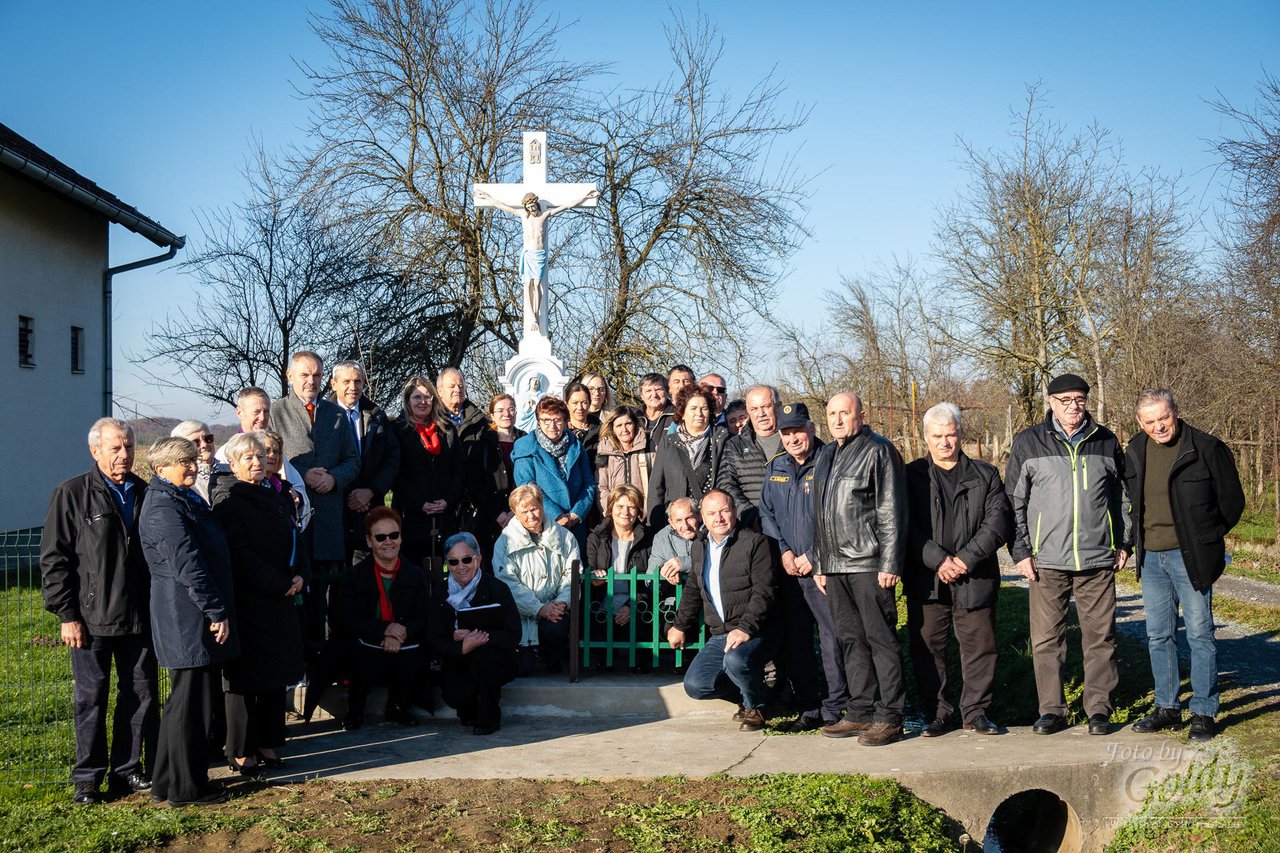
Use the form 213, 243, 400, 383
858, 721, 904, 746
820, 719, 872, 738
738, 707, 766, 732
732, 704, 746, 722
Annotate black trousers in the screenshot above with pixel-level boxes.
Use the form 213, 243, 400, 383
799, 575, 850, 721
826, 573, 905, 725
225, 687, 287, 759
304, 560, 346, 651
69, 633, 159, 786
440, 644, 518, 729
152, 666, 219, 802
907, 592, 998, 724
776, 575, 822, 714
347, 644, 424, 716
517, 616, 571, 676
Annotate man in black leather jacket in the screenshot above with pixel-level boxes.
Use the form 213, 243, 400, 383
812, 393, 908, 746
41, 418, 158, 804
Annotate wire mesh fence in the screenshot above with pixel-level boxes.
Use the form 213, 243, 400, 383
0, 526, 74, 784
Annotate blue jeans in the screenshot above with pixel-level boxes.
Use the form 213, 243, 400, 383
682, 632, 772, 709
1142, 548, 1218, 717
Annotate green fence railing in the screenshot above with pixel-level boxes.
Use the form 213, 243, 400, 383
567, 563, 706, 681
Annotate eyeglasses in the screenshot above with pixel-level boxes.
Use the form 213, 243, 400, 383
198, 434, 215, 444
538, 418, 566, 427
1050, 395, 1088, 409
371, 530, 401, 543
446, 555, 476, 566
706, 386, 727, 394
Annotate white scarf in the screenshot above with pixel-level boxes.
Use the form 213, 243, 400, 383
446, 571, 483, 611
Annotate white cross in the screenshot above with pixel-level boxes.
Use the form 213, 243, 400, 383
473, 132, 597, 335
472, 131, 597, 211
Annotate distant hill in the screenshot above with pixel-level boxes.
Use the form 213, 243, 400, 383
128, 418, 238, 447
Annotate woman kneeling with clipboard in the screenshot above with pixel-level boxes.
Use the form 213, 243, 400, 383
428, 532, 521, 735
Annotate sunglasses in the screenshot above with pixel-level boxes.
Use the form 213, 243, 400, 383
197, 434, 215, 444
447, 555, 476, 566
371, 530, 401, 543
706, 386, 727, 394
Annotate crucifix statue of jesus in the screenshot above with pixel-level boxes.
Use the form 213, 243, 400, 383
474, 132, 598, 336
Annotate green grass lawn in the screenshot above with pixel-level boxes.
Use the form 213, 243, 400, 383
1226, 546, 1280, 586
1230, 493, 1277, 545
0, 583, 76, 783
7, 568, 1274, 852
0, 774, 961, 853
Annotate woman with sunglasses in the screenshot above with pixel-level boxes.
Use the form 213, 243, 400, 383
333, 507, 430, 730
428, 532, 520, 735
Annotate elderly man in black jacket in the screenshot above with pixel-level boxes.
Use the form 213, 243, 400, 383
668, 490, 776, 732
813, 392, 908, 746
905, 403, 1012, 738
1125, 388, 1245, 743
40, 418, 158, 804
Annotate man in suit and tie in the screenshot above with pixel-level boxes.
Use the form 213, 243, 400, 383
271, 351, 360, 657
328, 360, 401, 564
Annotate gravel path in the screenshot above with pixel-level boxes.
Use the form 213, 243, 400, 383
1216, 571, 1280, 607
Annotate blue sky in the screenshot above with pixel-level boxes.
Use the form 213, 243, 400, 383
2, 0, 1276, 420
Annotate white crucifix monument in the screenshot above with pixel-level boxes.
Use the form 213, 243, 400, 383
473, 131, 597, 406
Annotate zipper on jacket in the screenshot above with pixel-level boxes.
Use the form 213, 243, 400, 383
1033, 513, 1043, 555
1082, 456, 1089, 490
1071, 449, 1081, 571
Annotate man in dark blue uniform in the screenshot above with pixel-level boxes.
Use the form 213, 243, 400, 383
759, 403, 849, 731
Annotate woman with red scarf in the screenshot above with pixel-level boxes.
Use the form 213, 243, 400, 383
391, 377, 465, 568
333, 507, 431, 730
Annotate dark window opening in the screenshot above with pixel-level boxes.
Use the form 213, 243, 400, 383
71, 326, 85, 374
18, 316, 34, 368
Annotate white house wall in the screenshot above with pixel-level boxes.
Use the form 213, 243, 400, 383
0, 169, 107, 532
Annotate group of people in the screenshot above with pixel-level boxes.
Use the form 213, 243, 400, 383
40, 353, 1245, 807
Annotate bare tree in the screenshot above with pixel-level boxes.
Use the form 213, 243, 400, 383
136, 152, 368, 404
553, 11, 810, 390
1214, 71, 1280, 539
299, 0, 602, 377
934, 87, 1115, 427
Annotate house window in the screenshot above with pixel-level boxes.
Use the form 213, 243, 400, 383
71, 326, 85, 374
18, 316, 34, 368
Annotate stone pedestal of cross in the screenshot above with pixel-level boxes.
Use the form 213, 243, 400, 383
472, 131, 597, 402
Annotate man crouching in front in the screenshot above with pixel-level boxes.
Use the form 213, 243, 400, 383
667, 490, 776, 732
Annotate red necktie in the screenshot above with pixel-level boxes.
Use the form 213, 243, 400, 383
305, 402, 315, 425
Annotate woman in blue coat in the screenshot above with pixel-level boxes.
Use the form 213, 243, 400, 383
139, 437, 237, 806
512, 396, 597, 553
